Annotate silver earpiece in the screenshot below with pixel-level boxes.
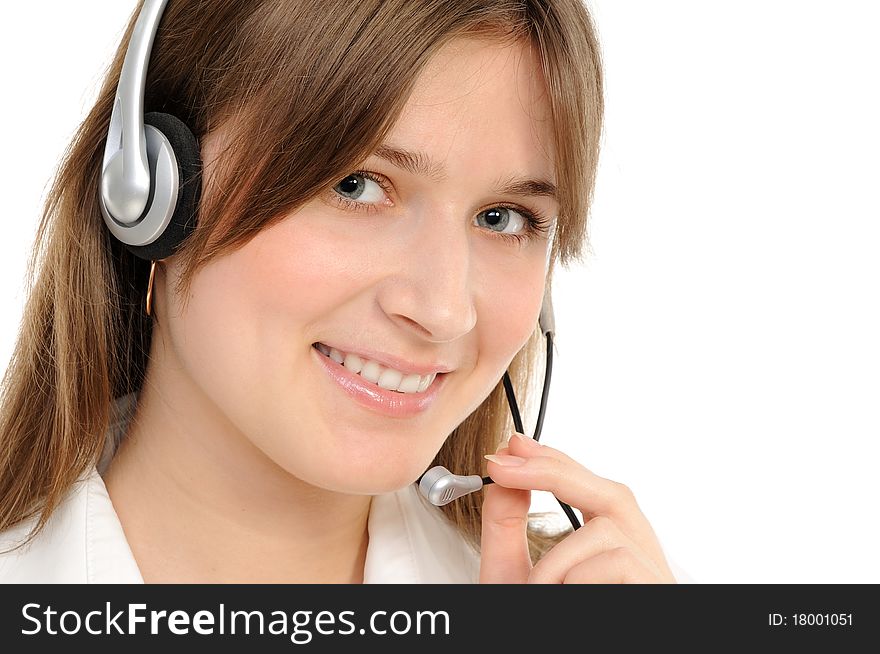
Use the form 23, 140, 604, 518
99, 0, 177, 245
418, 466, 485, 506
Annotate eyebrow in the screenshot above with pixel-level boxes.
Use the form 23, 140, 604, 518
372, 143, 558, 203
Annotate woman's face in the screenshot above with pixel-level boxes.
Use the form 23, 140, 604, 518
160, 37, 558, 494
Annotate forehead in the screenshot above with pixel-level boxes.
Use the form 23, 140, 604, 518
383, 36, 556, 186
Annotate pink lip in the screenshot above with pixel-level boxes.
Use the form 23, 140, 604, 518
312, 344, 447, 418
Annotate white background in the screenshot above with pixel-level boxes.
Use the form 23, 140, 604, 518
1, 1, 878, 583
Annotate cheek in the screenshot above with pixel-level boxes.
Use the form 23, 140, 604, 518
479, 249, 548, 353
482, 285, 542, 360
167, 253, 278, 422
244, 211, 369, 322
170, 219, 343, 410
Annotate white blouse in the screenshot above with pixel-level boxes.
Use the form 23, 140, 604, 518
0, 394, 693, 583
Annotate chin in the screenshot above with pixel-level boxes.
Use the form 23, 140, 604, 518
315, 462, 423, 496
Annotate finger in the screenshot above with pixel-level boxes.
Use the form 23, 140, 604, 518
527, 515, 661, 584
484, 442, 632, 522
479, 445, 532, 584
506, 433, 628, 519
561, 547, 662, 584
488, 435, 661, 557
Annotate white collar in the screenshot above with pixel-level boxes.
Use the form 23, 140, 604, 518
0, 394, 480, 583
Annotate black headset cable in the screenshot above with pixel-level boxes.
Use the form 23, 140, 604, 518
487, 332, 582, 531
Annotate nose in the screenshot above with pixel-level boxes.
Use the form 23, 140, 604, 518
376, 207, 477, 343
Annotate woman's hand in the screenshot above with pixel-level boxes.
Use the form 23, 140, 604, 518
479, 432, 677, 583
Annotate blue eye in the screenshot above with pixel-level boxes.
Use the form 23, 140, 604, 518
333, 173, 387, 204
476, 205, 554, 246
476, 207, 526, 239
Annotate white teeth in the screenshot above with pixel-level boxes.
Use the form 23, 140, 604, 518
378, 368, 404, 391
343, 353, 364, 374
359, 360, 383, 384
397, 374, 423, 393
328, 347, 344, 364
316, 342, 440, 394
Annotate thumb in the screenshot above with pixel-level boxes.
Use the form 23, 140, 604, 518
479, 443, 532, 583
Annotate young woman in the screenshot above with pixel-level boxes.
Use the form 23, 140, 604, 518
0, 0, 684, 583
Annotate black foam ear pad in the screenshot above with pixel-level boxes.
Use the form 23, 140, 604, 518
123, 112, 203, 261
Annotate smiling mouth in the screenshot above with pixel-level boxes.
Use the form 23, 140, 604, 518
311, 342, 444, 394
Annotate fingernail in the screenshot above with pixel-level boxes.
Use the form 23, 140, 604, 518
484, 454, 527, 467
512, 432, 541, 448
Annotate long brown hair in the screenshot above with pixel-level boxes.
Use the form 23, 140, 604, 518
0, 0, 603, 564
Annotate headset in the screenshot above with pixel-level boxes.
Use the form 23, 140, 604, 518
99, 0, 581, 532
